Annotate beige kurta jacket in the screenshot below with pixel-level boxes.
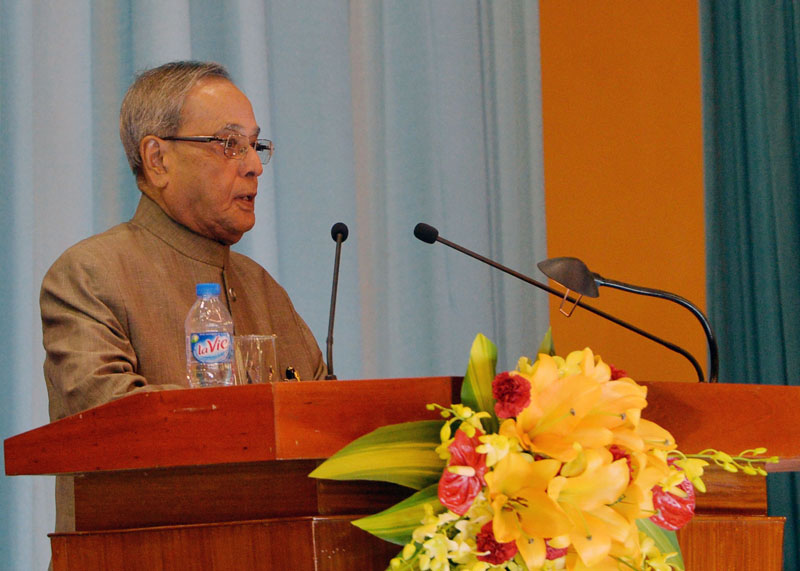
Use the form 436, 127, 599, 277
40, 194, 325, 531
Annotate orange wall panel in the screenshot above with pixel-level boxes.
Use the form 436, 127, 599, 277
539, 1, 706, 381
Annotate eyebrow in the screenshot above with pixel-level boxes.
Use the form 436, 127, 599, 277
220, 123, 261, 137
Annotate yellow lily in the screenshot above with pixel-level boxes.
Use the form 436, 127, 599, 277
515, 533, 547, 569
565, 553, 626, 571
547, 450, 633, 566
507, 374, 605, 462
637, 419, 677, 451
484, 453, 572, 544
574, 531, 649, 571
507, 355, 650, 465
606, 448, 671, 524
561, 348, 612, 383
591, 379, 648, 425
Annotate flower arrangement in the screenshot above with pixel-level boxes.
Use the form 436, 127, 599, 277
310, 334, 776, 570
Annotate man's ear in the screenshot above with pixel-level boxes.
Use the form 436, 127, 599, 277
139, 136, 170, 188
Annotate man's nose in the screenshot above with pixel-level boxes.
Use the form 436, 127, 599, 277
242, 146, 264, 177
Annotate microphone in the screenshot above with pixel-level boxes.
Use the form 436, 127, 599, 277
413, 222, 709, 382
414, 223, 438, 244
325, 223, 349, 380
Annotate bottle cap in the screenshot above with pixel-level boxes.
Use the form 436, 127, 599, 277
196, 283, 221, 296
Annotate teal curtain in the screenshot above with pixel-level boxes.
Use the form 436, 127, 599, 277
0, 1, 547, 569
701, 2, 800, 569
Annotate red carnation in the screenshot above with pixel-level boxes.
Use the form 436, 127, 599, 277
492, 372, 531, 418
609, 364, 628, 380
545, 539, 568, 560
650, 472, 696, 530
609, 444, 634, 483
438, 428, 487, 515
476, 522, 518, 564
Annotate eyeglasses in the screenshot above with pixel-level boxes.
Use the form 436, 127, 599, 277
162, 133, 274, 165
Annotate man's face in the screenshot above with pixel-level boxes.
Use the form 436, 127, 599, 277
159, 78, 264, 244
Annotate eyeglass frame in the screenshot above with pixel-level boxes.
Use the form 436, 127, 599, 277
161, 133, 274, 165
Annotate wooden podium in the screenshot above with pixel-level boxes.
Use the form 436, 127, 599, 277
5, 378, 800, 570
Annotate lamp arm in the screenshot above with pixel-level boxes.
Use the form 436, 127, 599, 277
594, 275, 719, 382
434, 236, 707, 382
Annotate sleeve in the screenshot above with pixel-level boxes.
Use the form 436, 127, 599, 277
40, 247, 183, 420
294, 307, 327, 380
235, 258, 327, 381
266, 280, 327, 381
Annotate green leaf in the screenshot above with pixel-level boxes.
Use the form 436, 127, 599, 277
353, 483, 443, 545
460, 333, 498, 433
636, 519, 685, 570
309, 420, 445, 490
537, 326, 555, 356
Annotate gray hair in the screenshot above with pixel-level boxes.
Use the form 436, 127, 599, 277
119, 61, 231, 177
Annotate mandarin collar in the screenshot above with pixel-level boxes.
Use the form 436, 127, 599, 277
130, 194, 230, 268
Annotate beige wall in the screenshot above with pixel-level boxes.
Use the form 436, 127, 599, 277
539, 1, 706, 381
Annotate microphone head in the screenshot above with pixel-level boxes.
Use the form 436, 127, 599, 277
413, 223, 439, 244
331, 222, 349, 242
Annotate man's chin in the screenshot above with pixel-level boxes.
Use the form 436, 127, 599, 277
222, 220, 256, 245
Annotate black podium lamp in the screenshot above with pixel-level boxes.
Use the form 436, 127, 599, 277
537, 257, 719, 383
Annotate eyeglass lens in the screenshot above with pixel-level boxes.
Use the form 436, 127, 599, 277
254, 140, 273, 165
222, 134, 273, 165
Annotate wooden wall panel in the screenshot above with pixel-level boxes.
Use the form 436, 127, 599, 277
51, 517, 400, 571
678, 515, 784, 570
540, 1, 707, 382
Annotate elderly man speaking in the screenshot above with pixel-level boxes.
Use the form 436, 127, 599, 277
40, 61, 325, 532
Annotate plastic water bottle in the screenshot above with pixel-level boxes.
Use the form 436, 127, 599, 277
185, 283, 234, 388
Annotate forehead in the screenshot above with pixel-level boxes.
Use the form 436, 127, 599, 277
179, 78, 259, 135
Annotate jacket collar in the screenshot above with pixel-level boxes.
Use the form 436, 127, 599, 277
131, 194, 230, 268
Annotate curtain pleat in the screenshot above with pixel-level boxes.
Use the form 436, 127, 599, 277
0, 1, 546, 568
701, 2, 800, 569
